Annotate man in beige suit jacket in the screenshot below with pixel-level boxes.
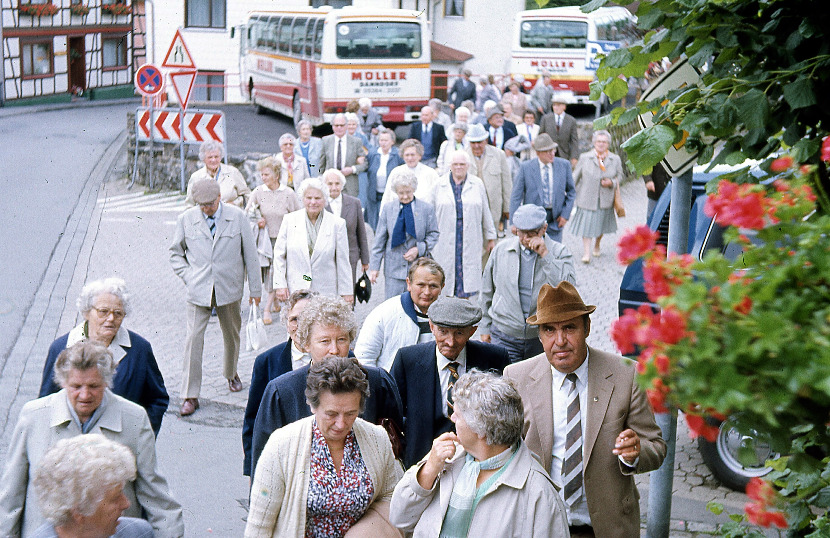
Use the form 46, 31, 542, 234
318, 113, 368, 199
503, 282, 666, 537
170, 179, 262, 416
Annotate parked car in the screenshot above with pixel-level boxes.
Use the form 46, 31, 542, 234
618, 164, 775, 491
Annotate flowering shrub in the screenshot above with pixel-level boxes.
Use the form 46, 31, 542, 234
19, 3, 59, 16
613, 150, 830, 533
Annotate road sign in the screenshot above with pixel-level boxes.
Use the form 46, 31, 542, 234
162, 29, 196, 70
134, 64, 163, 96
170, 70, 197, 110
136, 108, 225, 144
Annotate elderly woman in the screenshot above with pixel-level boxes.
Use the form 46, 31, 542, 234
366, 128, 405, 230
275, 133, 310, 190
323, 169, 370, 286
357, 97, 384, 144
273, 177, 353, 304
475, 75, 502, 112
436, 122, 469, 176
433, 150, 496, 298
0, 342, 183, 538
570, 129, 624, 264
370, 170, 440, 298
39, 277, 168, 435
186, 140, 250, 208
246, 357, 403, 538
501, 80, 528, 119
345, 112, 371, 150
247, 157, 302, 323
380, 139, 440, 208
295, 119, 324, 176
30, 435, 153, 537
390, 370, 568, 537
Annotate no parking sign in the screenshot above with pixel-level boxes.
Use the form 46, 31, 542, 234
135, 64, 164, 96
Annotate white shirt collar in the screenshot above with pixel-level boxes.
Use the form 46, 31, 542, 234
436, 345, 467, 368
550, 349, 589, 389
68, 322, 130, 365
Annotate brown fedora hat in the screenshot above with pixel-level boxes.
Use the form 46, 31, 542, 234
527, 281, 596, 325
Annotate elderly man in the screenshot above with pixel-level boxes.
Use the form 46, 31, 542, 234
170, 178, 262, 416
466, 123, 512, 237
540, 92, 580, 167
390, 296, 510, 468
485, 104, 518, 151
249, 295, 403, 480
510, 133, 576, 242
449, 68, 477, 110
480, 204, 576, 364
356, 258, 445, 371
503, 282, 667, 537
317, 113, 368, 199
408, 105, 447, 168
529, 72, 554, 120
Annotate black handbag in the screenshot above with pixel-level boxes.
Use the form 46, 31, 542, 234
354, 271, 372, 303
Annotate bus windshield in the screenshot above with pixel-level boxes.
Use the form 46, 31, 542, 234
519, 20, 588, 49
335, 22, 422, 59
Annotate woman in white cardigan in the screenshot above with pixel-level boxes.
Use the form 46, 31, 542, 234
245, 357, 403, 538
273, 177, 354, 304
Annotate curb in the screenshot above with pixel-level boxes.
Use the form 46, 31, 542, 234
0, 98, 142, 119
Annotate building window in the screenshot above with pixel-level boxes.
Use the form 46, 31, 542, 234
102, 35, 128, 69
186, 0, 226, 29
192, 72, 225, 102
21, 40, 53, 78
445, 0, 464, 17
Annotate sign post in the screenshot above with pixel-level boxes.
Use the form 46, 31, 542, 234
162, 29, 197, 192
134, 64, 165, 190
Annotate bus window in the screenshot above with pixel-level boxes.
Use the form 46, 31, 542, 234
278, 16, 292, 53
313, 20, 324, 60
305, 18, 317, 57
335, 21, 422, 59
292, 18, 308, 56
519, 20, 587, 49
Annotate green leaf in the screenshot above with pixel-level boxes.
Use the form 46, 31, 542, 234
618, 107, 641, 126
792, 138, 820, 163
733, 89, 770, 131
689, 41, 716, 68
605, 48, 633, 69
580, 0, 608, 13
593, 114, 612, 130
620, 124, 675, 173
783, 77, 817, 110
707, 501, 724, 515
604, 77, 629, 102
813, 487, 830, 508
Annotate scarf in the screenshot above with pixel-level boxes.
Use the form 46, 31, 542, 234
595, 150, 607, 172
391, 199, 417, 248
439, 443, 519, 538
284, 153, 295, 188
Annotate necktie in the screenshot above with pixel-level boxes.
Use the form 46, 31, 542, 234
336, 139, 343, 170
557, 115, 561, 132
563, 373, 583, 508
207, 216, 216, 238
491, 129, 496, 145
447, 361, 460, 415
527, 128, 532, 143
543, 164, 552, 208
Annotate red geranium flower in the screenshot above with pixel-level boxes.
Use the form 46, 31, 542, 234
685, 413, 719, 442
770, 156, 793, 173
705, 181, 767, 229
745, 502, 787, 528
733, 296, 753, 315
746, 477, 775, 505
822, 136, 830, 162
617, 225, 659, 265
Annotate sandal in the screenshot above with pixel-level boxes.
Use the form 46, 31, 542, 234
581, 255, 591, 264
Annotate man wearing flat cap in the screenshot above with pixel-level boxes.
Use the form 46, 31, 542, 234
390, 296, 510, 467
510, 132, 576, 242
170, 177, 262, 416
480, 204, 576, 364
503, 282, 666, 538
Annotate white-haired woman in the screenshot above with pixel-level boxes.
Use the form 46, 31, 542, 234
390, 370, 568, 537
570, 129, 623, 264
31, 434, 153, 537
247, 157, 301, 323
323, 169, 370, 286
345, 112, 370, 150
433, 150, 496, 298
274, 132, 309, 191
366, 128, 404, 230
370, 170, 440, 298
38, 277, 168, 435
0, 342, 184, 537
357, 97, 384, 145
380, 139, 440, 208
273, 178, 353, 304
295, 119, 323, 176
186, 140, 250, 208
436, 122, 469, 176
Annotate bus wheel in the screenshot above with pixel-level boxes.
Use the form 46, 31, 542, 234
293, 93, 302, 129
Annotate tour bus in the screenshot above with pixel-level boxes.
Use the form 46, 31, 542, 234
237, 6, 431, 128
511, 6, 639, 105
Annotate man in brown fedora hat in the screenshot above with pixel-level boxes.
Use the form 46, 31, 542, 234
509, 133, 575, 242
503, 281, 665, 538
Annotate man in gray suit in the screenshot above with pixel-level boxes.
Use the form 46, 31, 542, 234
539, 92, 580, 167
170, 178, 262, 416
509, 134, 576, 242
318, 113, 368, 199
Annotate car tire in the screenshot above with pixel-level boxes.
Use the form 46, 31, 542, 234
697, 417, 775, 491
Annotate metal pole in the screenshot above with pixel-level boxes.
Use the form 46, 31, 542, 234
179, 106, 186, 192
646, 168, 692, 537
0, 4, 6, 107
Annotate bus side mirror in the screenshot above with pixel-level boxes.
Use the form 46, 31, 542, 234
230, 27, 236, 39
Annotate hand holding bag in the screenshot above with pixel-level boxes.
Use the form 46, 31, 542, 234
245, 306, 268, 351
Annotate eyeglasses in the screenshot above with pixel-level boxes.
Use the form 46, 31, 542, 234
93, 307, 126, 320
332, 123, 346, 127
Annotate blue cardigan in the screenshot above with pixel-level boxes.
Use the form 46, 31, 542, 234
39, 331, 169, 435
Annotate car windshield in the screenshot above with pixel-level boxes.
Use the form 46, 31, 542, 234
336, 22, 422, 59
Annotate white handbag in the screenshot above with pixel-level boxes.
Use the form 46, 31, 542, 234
245, 306, 268, 351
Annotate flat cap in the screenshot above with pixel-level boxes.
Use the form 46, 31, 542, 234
428, 296, 482, 328
191, 178, 221, 204
512, 204, 547, 230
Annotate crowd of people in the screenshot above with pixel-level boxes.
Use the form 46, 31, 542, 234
0, 72, 662, 538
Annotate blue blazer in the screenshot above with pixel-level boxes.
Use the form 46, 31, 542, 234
250, 362, 403, 479
408, 122, 447, 158
370, 198, 440, 281
40, 331, 169, 436
242, 340, 293, 475
510, 156, 576, 235
487, 121, 518, 149
390, 341, 510, 468
367, 147, 404, 192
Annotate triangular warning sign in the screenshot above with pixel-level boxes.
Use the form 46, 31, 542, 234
170, 70, 197, 110
162, 29, 196, 70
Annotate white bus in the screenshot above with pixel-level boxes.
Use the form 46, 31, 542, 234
511, 6, 639, 105
237, 6, 431, 128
